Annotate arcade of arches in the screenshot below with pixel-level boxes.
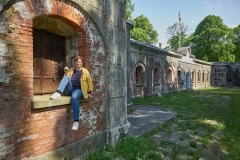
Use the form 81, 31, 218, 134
127, 36, 240, 105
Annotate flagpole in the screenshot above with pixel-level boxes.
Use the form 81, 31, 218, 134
178, 11, 181, 49
179, 28, 181, 49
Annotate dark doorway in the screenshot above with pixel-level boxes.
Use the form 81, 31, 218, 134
33, 29, 66, 94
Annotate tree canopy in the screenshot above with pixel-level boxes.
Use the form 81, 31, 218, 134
126, 0, 134, 20
131, 15, 158, 44
165, 22, 190, 52
191, 15, 235, 62
233, 25, 240, 62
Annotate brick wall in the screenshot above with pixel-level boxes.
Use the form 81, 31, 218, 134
0, 0, 107, 159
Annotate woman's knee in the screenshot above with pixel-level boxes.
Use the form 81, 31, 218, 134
71, 93, 82, 100
64, 75, 71, 80
72, 90, 83, 99
71, 94, 78, 100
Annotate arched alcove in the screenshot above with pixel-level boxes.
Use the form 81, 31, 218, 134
177, 69, 182, 89
152, 64, 163, 93
167, 67, 174, 90
132, 61, 146, 97
186, 72, 190, 89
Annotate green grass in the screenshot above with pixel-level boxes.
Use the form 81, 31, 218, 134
133, 87, 240, 159
85, 134, 161, 160
115, 134, 161, 160
85, 87, 240, 160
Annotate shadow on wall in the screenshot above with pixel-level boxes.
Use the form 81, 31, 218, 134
0, 0, 34, 159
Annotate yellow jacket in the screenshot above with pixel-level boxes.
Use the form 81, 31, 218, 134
67, 67, 93, 99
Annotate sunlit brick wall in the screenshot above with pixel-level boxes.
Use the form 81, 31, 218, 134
0, 0, 107, 159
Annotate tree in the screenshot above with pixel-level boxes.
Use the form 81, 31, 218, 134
126, 0, 134, 20
191, 15, 235, 62
233, 25, 240, 62
165, 22, 190, 52
131, 15, 158, 44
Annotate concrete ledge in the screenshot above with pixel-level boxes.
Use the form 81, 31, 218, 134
31, 94, 88, 109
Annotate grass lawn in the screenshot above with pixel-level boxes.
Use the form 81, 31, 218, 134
85, 87, 240, 160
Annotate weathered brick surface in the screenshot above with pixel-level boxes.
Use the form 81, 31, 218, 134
0, 0, 127, 159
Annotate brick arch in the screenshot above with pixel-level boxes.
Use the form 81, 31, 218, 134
5, 0, 106, 69
167, 66, 174, 82
23, 0, 106, 57
132, 61, 146, 85
24, 0, 85, 32
22, 0, 106, 86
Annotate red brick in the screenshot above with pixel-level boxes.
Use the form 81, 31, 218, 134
1, 0, 107, 159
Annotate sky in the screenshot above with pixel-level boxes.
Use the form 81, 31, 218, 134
131, 0, 240, 48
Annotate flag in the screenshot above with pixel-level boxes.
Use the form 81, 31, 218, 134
178, 11, 182, 30
178, 11, 181, 22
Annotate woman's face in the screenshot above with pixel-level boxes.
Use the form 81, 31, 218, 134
75, 59, 82, 68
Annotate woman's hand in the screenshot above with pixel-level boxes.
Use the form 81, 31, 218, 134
88, 94, 93, 99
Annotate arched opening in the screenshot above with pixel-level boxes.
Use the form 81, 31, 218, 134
198, 70, 201, 82
207, 72, 209, 82
33, 15, 84, 94
177, 70, 182, 89
136, 66, 144, 84
186, 72, 190, 89
202, 71, 205, 82
153, 67, 162, 84
192, 70, 195, 88
152, 65, 163, 93
132, 62, 146, 97
167, 67, 174, 90
192, 70, 195, 82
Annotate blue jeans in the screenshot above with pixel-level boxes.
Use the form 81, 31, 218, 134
57, 75, 83, 121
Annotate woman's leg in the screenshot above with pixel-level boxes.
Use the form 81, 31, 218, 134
51, 75, 73, 99
71, 89, 83, 121
57, 75, 73, 95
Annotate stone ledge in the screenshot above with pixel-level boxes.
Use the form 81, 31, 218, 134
28, 131, 107, 160
31, 94, 88, 109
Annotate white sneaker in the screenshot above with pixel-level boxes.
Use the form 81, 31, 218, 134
72, 121, 79, 130
50, 92, 61, 100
